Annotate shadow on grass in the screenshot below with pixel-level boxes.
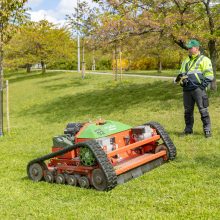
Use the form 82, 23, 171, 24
40, 78, 87, 91
6, 70, 68, 84
195, 156, 220, 168
21, 176, 29, 181
21, 80, 182, 123
171, 131, 202, 137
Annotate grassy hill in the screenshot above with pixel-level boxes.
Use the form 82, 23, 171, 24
0, 70, 220, 219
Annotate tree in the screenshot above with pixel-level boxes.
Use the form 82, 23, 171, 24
0, 0, 27, 136
93, 0, 220, 89
5, 20, 75, 73
66, 1, 100, 78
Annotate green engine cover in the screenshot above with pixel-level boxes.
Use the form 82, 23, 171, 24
78, 120, 132, 139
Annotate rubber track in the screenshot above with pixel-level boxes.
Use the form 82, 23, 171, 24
85, 140, 117, 191
27, 140, 117, 191
144, 121, 176, 160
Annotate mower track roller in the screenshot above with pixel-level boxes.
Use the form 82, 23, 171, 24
27, 140, 117, 191
86, 140, 117, 191
144, 121, 176, 160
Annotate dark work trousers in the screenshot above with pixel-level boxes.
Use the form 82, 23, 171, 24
183, 87, 211, 133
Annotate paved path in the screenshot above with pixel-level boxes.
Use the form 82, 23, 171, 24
86, 71, 174, 80
86, 71, 220, 82
48, 70, 220, 82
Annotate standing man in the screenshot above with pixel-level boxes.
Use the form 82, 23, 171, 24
175, 39, 214, 138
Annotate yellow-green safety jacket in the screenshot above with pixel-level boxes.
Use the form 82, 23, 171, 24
179, 53, 214, 91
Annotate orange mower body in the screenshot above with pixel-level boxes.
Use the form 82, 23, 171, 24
27, 120, 176, 191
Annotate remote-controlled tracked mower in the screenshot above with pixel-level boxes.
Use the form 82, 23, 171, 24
27, 120, 176, 191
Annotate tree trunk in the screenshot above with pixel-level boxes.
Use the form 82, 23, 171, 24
26, 64, 31, 73
115, 45, 118, 81
92, 50, 96, 71
157, 55, 162, 73
208, 39, 217, 91
203, 1, 217, 91
0, 43, 4, 136
178, 52, 183, 69
119, 45, 122, 81
41, 60, 46, 73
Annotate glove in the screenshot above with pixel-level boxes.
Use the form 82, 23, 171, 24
179, 76, 189, 87
199, 79, 211, 90
175, 73, 183, 83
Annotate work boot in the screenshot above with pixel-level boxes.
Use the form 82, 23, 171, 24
181, 130, 193, 136
204, 130, 212, 138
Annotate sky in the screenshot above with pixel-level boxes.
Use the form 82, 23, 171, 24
26, 0, 97, 26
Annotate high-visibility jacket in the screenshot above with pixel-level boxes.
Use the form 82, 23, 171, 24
179, 53, 214, 91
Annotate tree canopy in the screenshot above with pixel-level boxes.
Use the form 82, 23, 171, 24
5, 20, 76, 73
0, 0, 28, 136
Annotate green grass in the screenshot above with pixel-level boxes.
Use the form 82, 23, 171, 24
1, 70, 220, 219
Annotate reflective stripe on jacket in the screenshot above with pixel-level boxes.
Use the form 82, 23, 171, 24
179, 54, 214, 91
